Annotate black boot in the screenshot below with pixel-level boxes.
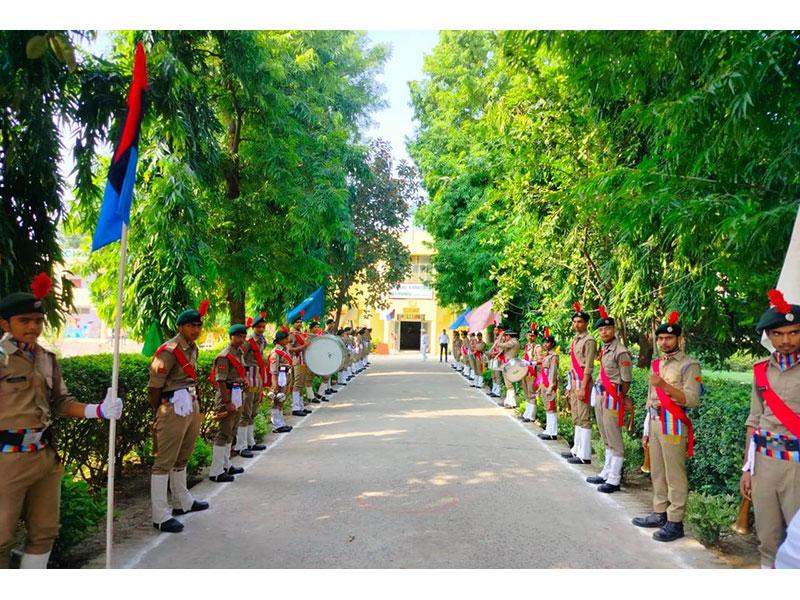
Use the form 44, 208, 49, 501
653, 520, 684, 542
632, 512, 667, 528
567, 456, 591, 465
226, 465, 244, 475
238, 448, 254, 458
560, 451, 574, 459
153, 518, 184, 533
586, 475, 606, 484
209, 472, 235, 483
538, 433, 557, 440
249, 442, 267, 451
172, 500, 210, 516
597, 483, 620, 494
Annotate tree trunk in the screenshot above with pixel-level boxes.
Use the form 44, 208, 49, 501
637, 331, 653, 367
227, 289, 246, 325
333, 277, 352, 330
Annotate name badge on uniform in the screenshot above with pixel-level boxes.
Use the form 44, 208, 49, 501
21, 430, 44, 446
231, 384, 243, 408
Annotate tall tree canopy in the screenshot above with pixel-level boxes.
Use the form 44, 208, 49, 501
410, 30, 800, 363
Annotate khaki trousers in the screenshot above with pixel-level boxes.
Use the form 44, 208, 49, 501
0, 448, 62, 567
595, 398, 624, 457
648, 416, 688, 522
239, 389, 264, 427
293, 363, 310, 390
752, 452, 800, 567
540, 390, 556, 412
213, 393, 241, 445
492, 368, 502, 387
152, 399, 201, 475
569, 388, 592, 428
522, 374, 536, 401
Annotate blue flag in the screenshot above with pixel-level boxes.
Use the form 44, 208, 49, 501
92, 43, 148, 251
287, 286, 325, 323
448, 307, 471, 329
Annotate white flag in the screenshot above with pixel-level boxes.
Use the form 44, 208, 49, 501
762, 204, 800, 352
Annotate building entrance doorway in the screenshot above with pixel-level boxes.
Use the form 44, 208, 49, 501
400, 321, 422, 350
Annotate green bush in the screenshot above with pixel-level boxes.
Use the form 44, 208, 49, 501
51, 467, 106, 563
253, 412, 268, 442
686, 491, 738, 546
186, 437, 212, 477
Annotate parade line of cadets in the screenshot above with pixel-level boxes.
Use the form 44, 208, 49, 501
448, 291, 800, 567
0, 275, 374, 566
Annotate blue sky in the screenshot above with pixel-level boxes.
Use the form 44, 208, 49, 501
364, 31, 440, 165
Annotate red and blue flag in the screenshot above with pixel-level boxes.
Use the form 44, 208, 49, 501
92, 42, 148, 251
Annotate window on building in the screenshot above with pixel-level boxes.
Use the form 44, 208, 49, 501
407, 255, 432, 284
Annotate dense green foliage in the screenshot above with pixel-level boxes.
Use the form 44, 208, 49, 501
410, 31, 800, 364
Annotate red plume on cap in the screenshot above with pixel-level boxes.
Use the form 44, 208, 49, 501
544, 327, 550, 337
198, 299, 210, 317
246, 317, 253, 328
573, 302, 581, 312
30, 272, 52, 300
667, 311, 680, 326
299, 309, 305, 318
768, 289, 792, 314
530, 322, 537, 332
598, 305, 608, 320
260, 311, 266, 319
280, 324, 289, 334
313, 315, 319, 322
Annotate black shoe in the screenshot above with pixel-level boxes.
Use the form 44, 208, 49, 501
303, 408, 313, 414
210, 472, 235, 483
560, 451, 575, 459
311, 398, 322, 404
292, 410, 308, 417
632, 512, 667, 528
339, 382, 347, 386
272, 425, 293, 433
653, 521, 684, 542
172, 500, 210, 516
586, 475, 606, 485
522, 418, 532, 423
326, 388, 337, 394
153, 518, 184, 533
538, 433, 557, 440
226, 465, 244, 475
249, 443, 267, 451
567, 457, 592, 465
238, 449, 254, 458
597, 483, 621, 494
320, 396, 329, 402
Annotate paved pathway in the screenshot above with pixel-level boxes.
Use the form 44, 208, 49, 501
101, 353, 725, 568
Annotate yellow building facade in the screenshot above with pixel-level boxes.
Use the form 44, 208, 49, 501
340, 227, 460, 356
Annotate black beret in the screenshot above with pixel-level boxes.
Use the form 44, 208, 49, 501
0, 293, 45, 320
655, 322, 682, 336
177, 309, 202, 326
756, 305, 800, 334
594, 317, 615, 329
274, 330, 289, 342
228, 324, 247, 336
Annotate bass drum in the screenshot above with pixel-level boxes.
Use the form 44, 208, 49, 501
305, 334, 347, 376
503, 358, 528, 383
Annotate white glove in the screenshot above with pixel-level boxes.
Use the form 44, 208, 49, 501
231, 386, 243, 408
172, 388, 194, 417
85, 387, 123, 420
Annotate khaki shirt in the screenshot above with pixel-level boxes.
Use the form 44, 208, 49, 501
499, 338, 520, 361
599, 338, 633, 385
475, 340, 486, 356
570, 331, 597, 380
542, 350, 559, 390
452, 336, 462, 354
214, 344, 247, 403
244, 334, 268, 368
746, 354, 800, 436
269, 345, 293, 377
148, 333, 198, 393
0, 336, 79, 430
288, 329, 308, 364
325, 325, 337, 335
646, 350, 701, 410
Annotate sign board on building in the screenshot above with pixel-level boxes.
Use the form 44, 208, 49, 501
398, 314, 425, 322
389, 283, 434, 300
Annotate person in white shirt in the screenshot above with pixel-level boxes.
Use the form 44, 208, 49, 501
420, 331, 428, 361
438, 329, 449, 362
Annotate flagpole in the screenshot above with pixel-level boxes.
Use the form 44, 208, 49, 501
105, 223, 128, 569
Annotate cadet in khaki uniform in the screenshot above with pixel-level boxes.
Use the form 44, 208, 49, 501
451, 330, 462, 372
498, 331, 521, 408
147, 303, 209, 533
537, 329, 560, 440
740, 290, 800, 568
269, 329, 294, 433
309, 320, 331, 401
562, 303, 596, 465
0, 275, 122, 568
521, 326, 541, 422
633, 311, 701, 542
460, 332, 471, 379
323, 319, 339, 395
471, 332, 487, 389
209, 325, 249, 483
465, 333, 476, 380
586, 306, 633, 493
487, 327, 505, 398
235, 312, 269, 458
365, 328, 373, 367
288, 317, 313, 416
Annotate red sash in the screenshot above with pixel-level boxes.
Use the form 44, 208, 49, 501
247, 338, 267, 384
292, 331, 307, 364
754, 361, 800, 439
273, 348, 294, 366
209, 351, 247, 387
600, 349, 625, 427
155, 343, 197, 381
570, 342, 590, 404
652, 358, 694, 457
